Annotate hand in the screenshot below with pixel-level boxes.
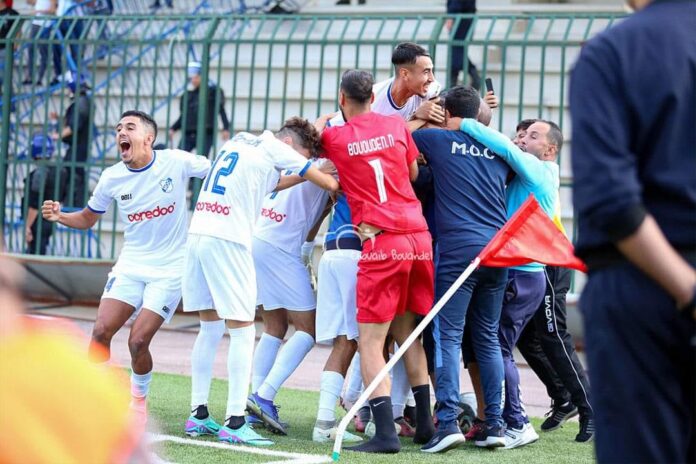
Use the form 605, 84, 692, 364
417, 153, 428, 166
301, 241, 315, 266
314, 112, 338, 133
221, 129, 230, 141
50, 131, 59, 141
483, 90, 499, 109
319, 159, 337, 176
413, 99, 445, 125
25, 226, 33, 244
41, 200, 61, 222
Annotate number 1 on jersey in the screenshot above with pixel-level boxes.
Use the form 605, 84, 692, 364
368, 159, 388, 203
203, 151, 239, 195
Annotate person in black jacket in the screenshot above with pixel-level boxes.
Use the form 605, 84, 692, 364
169, 61, 230, 158
23, 134, 68, 255
50, 73, 93, 207
570, 0, 695, 462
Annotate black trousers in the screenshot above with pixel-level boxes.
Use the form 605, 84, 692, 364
517, 266, 593, 417
180, 131, 214, 158
582, 258, 695, 463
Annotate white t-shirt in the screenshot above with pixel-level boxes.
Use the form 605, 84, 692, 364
188, 131, 312, 249
254, 159, 329, 257
87, 149, 210, 279
32, 0, 54, 27
329, 77, 441, 126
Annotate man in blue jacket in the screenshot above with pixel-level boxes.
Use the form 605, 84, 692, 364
569, 0, 695, 462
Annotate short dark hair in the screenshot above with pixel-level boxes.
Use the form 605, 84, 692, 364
540, 119, 563, 152
340, 69, 374, 104
442, 85, 480, 119
276, 116, 322, 156
120, 110, 158, 140
515, 118, 538, 133
391, 42, 430, 69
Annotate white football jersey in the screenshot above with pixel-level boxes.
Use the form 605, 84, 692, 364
188, 131, 312, 249
254, 159, 329, 257
87, 149, 210, 279
328, 77, 441, 127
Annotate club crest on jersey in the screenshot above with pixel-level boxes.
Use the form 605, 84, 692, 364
160, 177, 173, 193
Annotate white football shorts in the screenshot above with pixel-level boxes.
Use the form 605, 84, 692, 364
253, 237, 316, 311
101, 271, 181, 323
183, 234, 256, 322
315, 248, 361, 344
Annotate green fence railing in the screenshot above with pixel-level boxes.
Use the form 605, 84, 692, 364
1, 12, 624, 261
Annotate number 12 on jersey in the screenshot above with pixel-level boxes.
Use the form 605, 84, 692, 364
203, 151, 239, 195
368, 159, 388, 203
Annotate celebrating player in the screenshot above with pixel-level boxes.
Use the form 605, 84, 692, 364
320, 70, 435, 454
41, 110, 211, 422
182, 117, 338, 446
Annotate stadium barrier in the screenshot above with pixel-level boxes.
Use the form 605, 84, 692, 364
1, 12, 624, 272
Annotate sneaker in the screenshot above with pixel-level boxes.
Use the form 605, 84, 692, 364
504, 422, 539, 449
246, 392, 287, 435
185, 415, 221, 437
218, 423, 274, 446
364, 420, 401, 438
473, 423, 506, 448
420, 423, 466, 454
394, 416, 415, 437
575, 416, 595, 443
464, 418, 485, 441
245, 412, 265, 429
353, 405, 371, 433
312, 420, 363, 443
541, 401, 578, 432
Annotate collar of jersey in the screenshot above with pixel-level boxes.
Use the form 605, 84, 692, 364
387, 82, 406, 111
126, 151, 157, 172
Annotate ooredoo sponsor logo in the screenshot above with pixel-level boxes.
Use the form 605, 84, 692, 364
196, 200, 231, 216
128, 203, 176, 222
261, 207, 286, 223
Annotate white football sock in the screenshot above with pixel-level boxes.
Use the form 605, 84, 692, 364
225, 325, 255, 418
344, 352, 363, 404
391, 352, 411, 419
190, 319, 226, 408
257, 330, 314, 402
251, 333, 282, 392
131, 370, 152, 399
317, 370, 345, 422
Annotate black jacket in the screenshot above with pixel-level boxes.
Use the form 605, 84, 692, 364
170, 83, 230, 134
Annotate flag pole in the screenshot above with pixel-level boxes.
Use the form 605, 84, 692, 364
332, 257, 482, 461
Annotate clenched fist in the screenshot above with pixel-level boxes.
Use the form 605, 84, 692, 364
41, 200, 61, 222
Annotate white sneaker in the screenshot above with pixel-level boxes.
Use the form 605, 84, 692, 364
312, 425, 363, 443
364, 420, 401, 438
504, 423, 539, 449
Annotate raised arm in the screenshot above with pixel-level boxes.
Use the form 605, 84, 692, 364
460, 118, 550, 190
41, 201, 100, 230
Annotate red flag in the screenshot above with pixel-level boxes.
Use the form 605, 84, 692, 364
478, 195, 587, 272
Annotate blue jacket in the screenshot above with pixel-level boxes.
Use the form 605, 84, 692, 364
569, 0, 696, 268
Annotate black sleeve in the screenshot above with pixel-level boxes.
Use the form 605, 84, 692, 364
217, 86, 230, 131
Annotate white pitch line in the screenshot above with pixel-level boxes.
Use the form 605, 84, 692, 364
150, 434, 333, 463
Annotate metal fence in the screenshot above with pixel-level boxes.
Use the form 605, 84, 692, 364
1, 12, 624, 260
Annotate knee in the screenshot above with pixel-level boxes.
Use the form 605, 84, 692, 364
128, 333, 150, 358
91, 322, 114, 347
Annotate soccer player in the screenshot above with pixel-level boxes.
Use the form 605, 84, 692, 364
325, 42, 444, 436
411, 86, 510, 452
320, 69, 436, 454
41, 110, 211, 422
182, 117, 338, 446
246, 158, 332, 435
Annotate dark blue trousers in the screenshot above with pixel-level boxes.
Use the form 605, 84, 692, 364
582, 260, 695, 464
433, 246, 507, 429
499, 269, 546, 428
